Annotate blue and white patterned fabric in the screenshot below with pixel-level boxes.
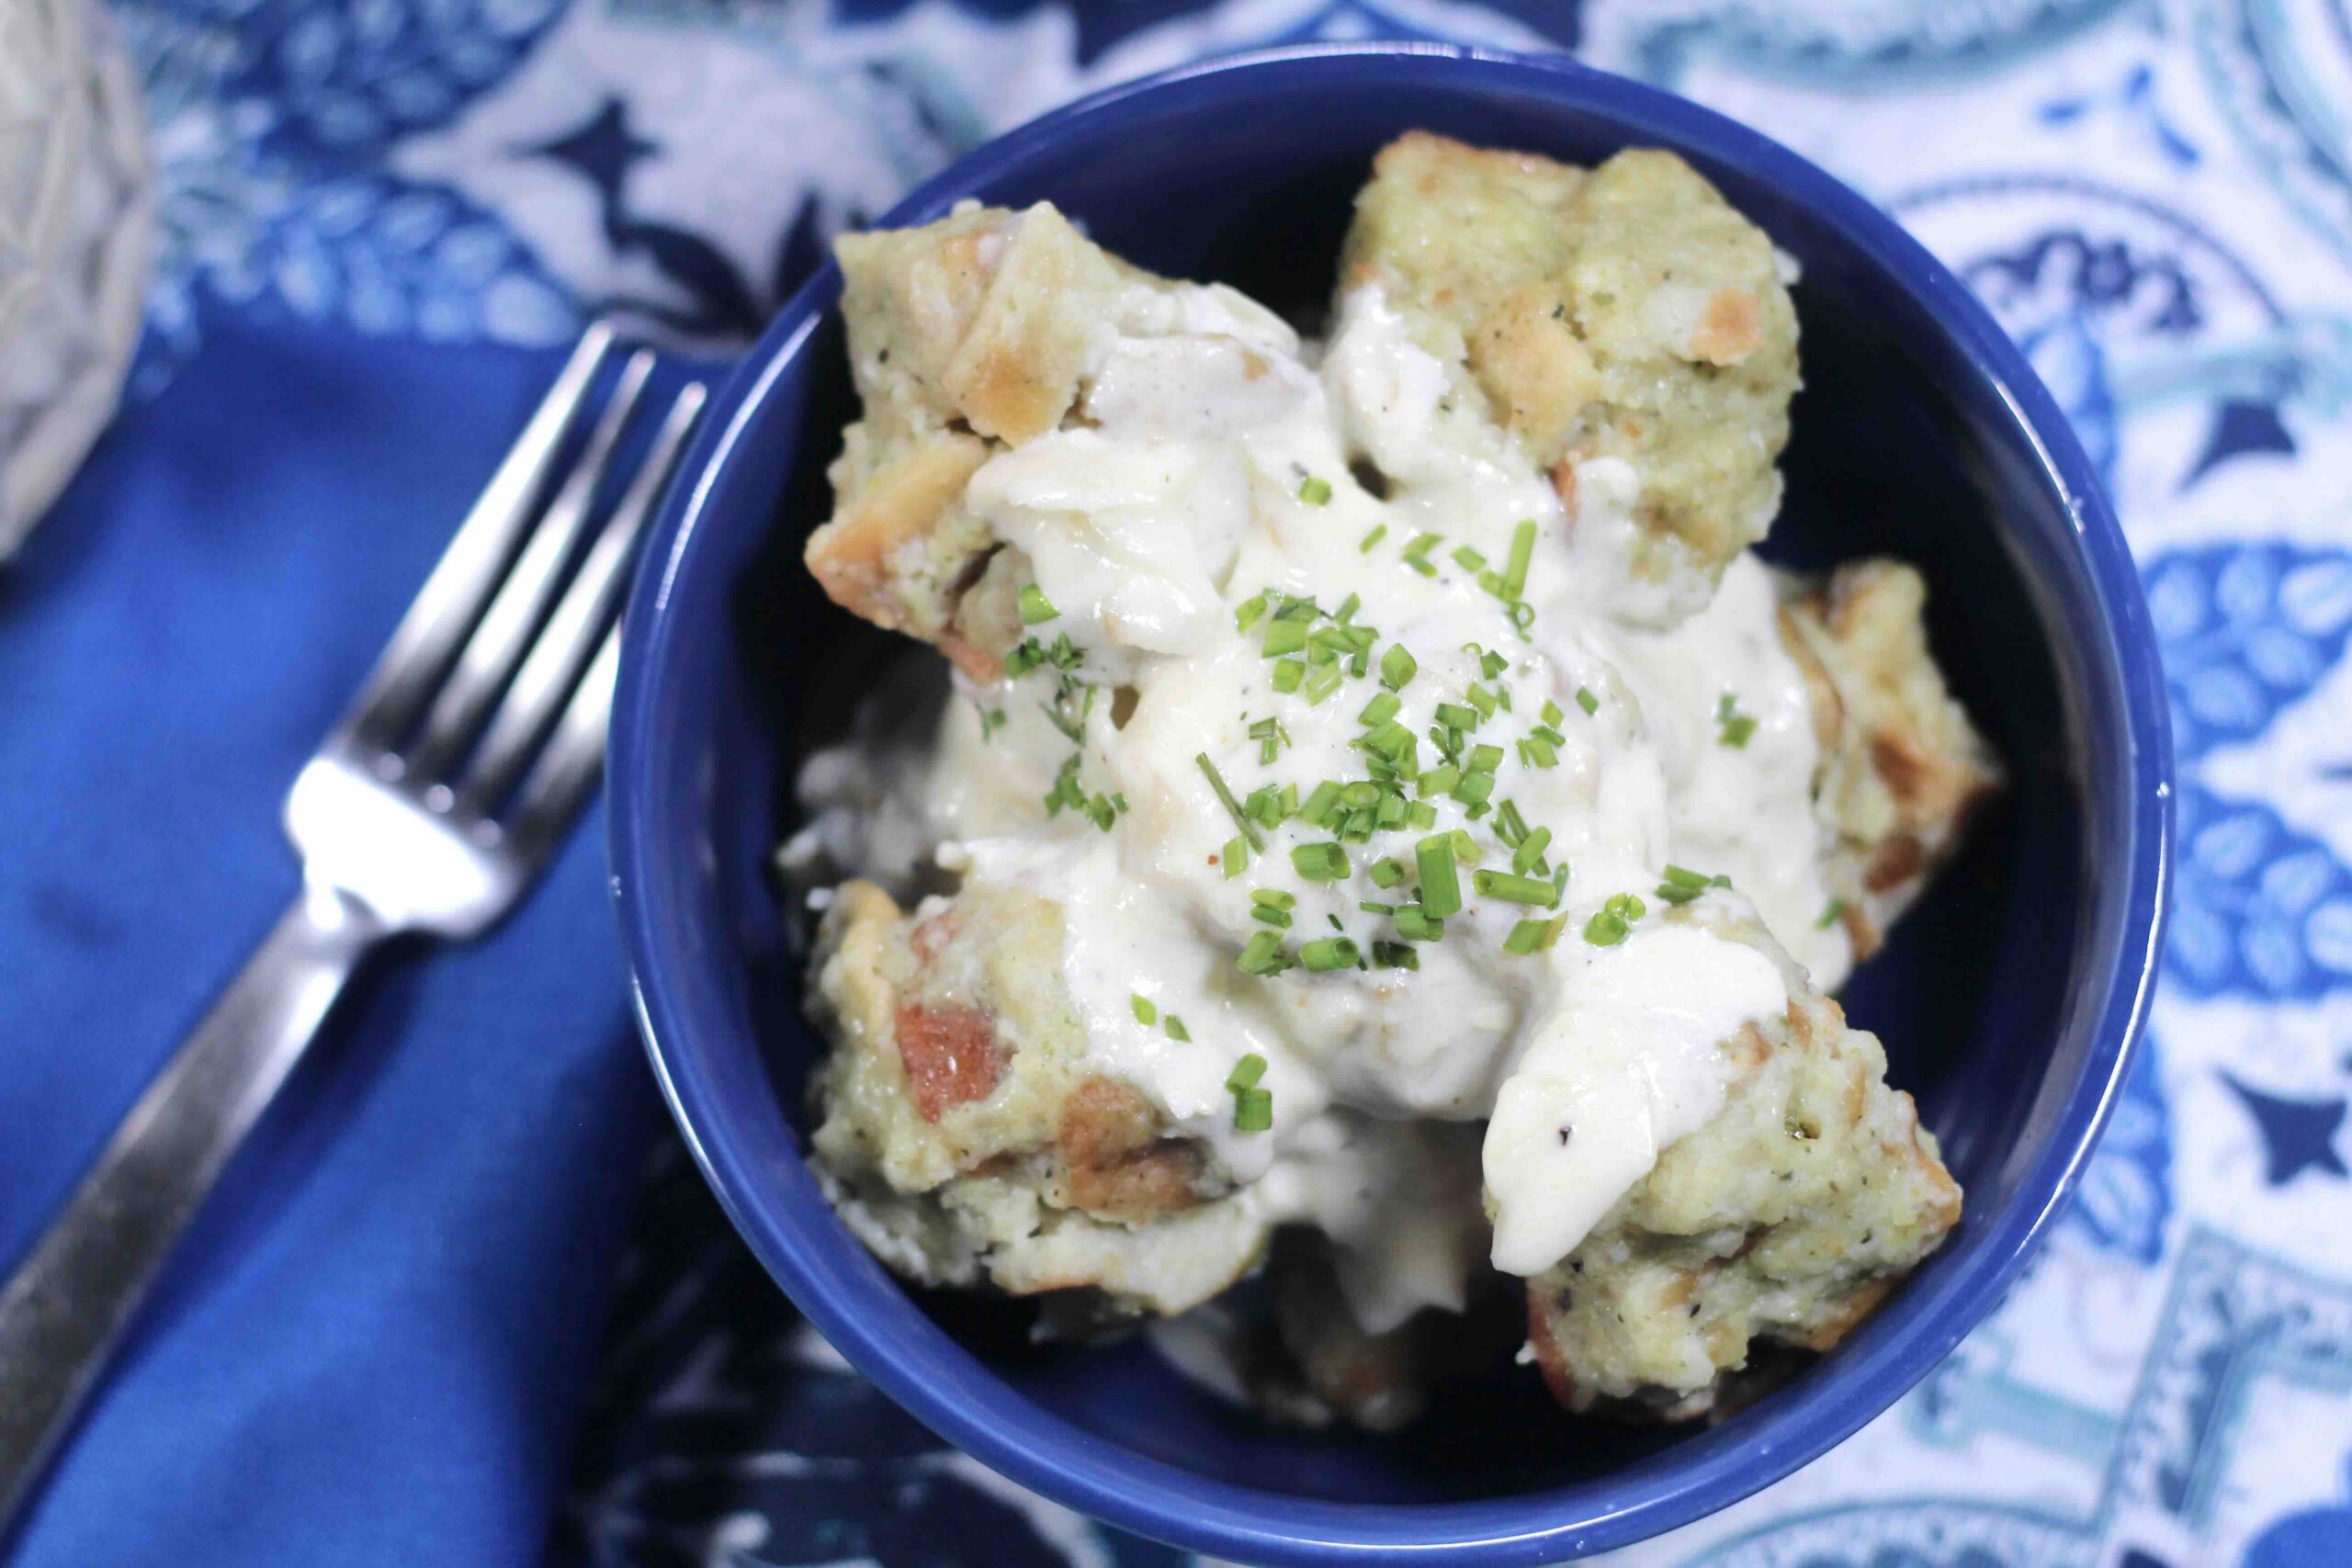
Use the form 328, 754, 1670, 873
31, 0, 2352, 1562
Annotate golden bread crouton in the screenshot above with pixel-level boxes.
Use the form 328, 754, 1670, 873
808, 879, 1266, 1315
1343, 133, 1800, 611
1779, 560, 2001, 958
1522, 913, 1960, 1419
808, 203, 1166, 675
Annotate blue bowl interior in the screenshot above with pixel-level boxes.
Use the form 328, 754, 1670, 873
618, 50, 2162, 1558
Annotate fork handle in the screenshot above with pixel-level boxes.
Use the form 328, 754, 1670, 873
0, 886, 384, 1534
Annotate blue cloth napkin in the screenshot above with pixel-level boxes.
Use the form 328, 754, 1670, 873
0, 321, 662, 1564
7, 2, 2352, 1566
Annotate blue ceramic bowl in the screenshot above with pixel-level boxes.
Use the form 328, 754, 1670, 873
610, 45, 2171, 1564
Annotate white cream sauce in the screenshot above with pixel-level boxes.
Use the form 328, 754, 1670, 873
814, 277, 1849, 1293
1484, 924, 1788, 1276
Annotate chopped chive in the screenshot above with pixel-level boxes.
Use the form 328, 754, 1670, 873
1299, 781, 1345, 828
1272, 658, 1306, 694
1221, 835, 1250, 878
1817, 897, 1848, 930
1494, 800, 1529, 844
1292, 842, 1351, 881
1532, 725, 1566, 747
1503, 915, 1570, 954
1401, 534, 1442, 576
1479, 649, 1509, 680
1451, 545, 1487, 571
1513, 827, 1554, 874
1473, 869, 1558, 906
1360, 691, 1401, 727
1521, 737, 1559, 768
1263, 619, 1309, 658
1380, 644, 1418, 690
1417, 835, 1463, 918
1507, 601, 1535, 638
1334, 594, 1363, 626
1233, 1086, 1273, 1132
1226, 1053, 1268, 1090
1235, 593, 1270, 633
1418, 764, 1460, 800
1372, 941, 1420, 971
1238, 931, 1293, 976
1299, 475, 1333, 505
1542, 698, 1565, 726
1370, 856, 1407, 888
1251, 903, 1293, 928
1252, 889, 1297, 911
1163, 1015, 1190, 1042
1715, 692, 1758, 749
978, 706, 1007, 739
1501, 519, 1537, 600
1434, 701, 1479, 732
1468, 742, 1504, 773
1453, 770, 1496, 808
1300, 937, 1361, 972
1392, 904, 1445, 942
1131, 993, 1158, 1025
1018, 583, 1059, 625
1303, 663, 1345, 705
1583, 909, 1628, 947
1359, 525, 1388, 553
1197, 753, 1264, 851
1466, 683, 1498, 719
1409, 801, 1438, 829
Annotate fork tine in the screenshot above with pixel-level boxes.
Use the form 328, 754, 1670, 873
406, 349, 656, 784
458, 381, 706, 815
340, 323, 616, 754
503, 620, 622, 859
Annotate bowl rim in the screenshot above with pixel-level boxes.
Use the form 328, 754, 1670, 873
610, 40, 2173, 1564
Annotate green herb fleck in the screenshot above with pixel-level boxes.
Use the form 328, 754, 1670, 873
1300, 937, 1361, 972
1237, 931, 1293, 977
1716, 692, 1758, 749
1416, 835, 1463, 918
1018, 583, 1059, 626
1380, 644, 1418, 691
1292, 841, 1351, 882
1197, 753, 1264, 851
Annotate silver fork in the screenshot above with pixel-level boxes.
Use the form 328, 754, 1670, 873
0, 325, 707, 1534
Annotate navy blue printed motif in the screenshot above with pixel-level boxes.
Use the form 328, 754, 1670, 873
2221, 1077, 2349, 1186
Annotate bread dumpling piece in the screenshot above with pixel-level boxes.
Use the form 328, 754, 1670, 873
1778, 559, 2002, 960
1521, 909, 1961, 1420
1342, 132, 1801, 622
808, 879, 1266, 1317
807, 203, 1170, 678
